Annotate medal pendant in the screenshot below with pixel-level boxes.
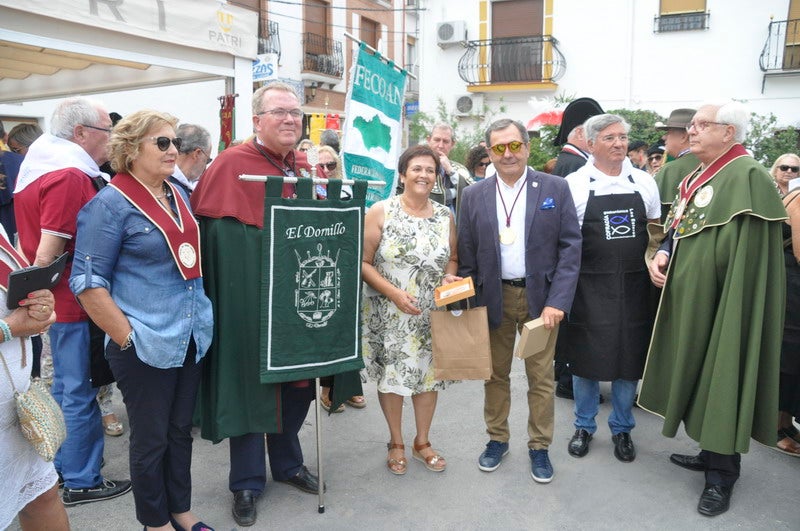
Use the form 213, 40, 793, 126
499, 227, 516, 245
674, 198, 687, 221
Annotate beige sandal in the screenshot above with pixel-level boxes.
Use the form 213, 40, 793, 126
412, 440, 446, 472
387, 443, 407, 475
102, 414, 124, 437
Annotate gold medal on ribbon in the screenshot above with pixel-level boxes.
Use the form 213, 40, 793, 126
673, 198, 687, 221
499, 227, 516, 245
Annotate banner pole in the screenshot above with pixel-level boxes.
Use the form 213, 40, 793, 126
315, 377, 325, 513
239, 174, 386, 187
343, 32, 417, 79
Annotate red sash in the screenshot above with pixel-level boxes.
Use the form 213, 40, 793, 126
560, 144, 588, 160
0, 236, 30, 292
110, 173, 202, 280
668, 144, 749, 230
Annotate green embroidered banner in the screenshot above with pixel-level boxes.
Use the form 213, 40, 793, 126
260, 178, 367, 383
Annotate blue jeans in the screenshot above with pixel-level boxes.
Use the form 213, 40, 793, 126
573, 376, 637, 435
50, 321, 104, 488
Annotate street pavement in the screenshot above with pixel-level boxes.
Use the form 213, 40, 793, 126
13, 362, 800, 530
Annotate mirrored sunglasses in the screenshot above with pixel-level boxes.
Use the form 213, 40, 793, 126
489, 141, 524, 156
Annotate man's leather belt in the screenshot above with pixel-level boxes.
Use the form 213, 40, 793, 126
501, 278, 526, 288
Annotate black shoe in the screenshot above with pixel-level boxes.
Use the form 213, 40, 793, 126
61, 478, 132, 506
612, 432, 636, 462
278, 466, 326, 494
555, 383, 574, 400
669, 453, 705, 471
697, 484, 732, 516
58, 457, 105, 489
567, 429, 592, 457
232, 489, 258, 527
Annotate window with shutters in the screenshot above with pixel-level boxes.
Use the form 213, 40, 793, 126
654, 0, 709, 33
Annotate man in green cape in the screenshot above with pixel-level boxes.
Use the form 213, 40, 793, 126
641, 101, 786, 517
191, 83, 361, 527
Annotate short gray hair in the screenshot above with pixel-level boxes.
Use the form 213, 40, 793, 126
484, 118, 529, 145
8, 123, 43, 148
50, 97, 106, 140
252, 82, 299, 115
712, 100, 749, 143
584, 114, 630, 143
430, 123, 455, 142
177, 123, 211, 154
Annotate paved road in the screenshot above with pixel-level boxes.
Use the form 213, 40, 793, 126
13, 363, 800, 530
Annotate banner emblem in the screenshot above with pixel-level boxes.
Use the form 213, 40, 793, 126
295, 244, 340, 328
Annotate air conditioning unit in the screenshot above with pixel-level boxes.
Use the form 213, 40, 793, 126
436, 20, 467, 48
454, 94, 484, 117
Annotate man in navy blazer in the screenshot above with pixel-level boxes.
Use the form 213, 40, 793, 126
457, 118, 581, 483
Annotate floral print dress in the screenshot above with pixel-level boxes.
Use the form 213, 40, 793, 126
363, 196, 455, 395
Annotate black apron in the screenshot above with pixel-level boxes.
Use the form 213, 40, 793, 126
558, 176, 655, 381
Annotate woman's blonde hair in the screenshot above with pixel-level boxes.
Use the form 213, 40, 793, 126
107, 110, 179, 174
318, 144, 343, 179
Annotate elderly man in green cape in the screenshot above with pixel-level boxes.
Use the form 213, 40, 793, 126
190, 83, 362, 527
641, 101, 786, 517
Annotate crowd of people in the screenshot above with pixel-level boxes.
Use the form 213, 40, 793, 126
0, 86, 798, 530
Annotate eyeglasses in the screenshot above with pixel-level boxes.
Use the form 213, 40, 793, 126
477, 161, 491, 167
779, 165, 800, 173
149, 136, 182, 151
257, 108, 304, 119
318, 161, 337, 171
686, 121, 728, 132
82, 124, 111, 133
648, 154, 663, 162
198, 148, 213, 164
489, 141, 524, 156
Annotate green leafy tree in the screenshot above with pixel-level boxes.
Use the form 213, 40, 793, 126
607, 108, 666, 147
408, 97, 507, 164
745, 112, 799, 166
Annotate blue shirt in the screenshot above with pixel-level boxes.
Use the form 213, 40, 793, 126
70, 184, 213, 369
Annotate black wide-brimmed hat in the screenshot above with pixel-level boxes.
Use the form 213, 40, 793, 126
553, 97, 604, 146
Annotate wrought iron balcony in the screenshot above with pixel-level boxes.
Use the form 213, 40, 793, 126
760, 18, 800, 72
302, 33, 344, 78
258, 20, 281, 61
457, 36, 565, 86
759, 18, 800, 91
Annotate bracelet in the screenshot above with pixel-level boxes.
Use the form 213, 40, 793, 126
120, 330, 133, 350
0, 319, 11, 343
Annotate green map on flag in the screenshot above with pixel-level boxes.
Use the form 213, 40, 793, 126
342, 43, 408, 207
259, 178, 367, 383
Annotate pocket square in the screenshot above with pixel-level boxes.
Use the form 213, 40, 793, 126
540, 197, 555, 210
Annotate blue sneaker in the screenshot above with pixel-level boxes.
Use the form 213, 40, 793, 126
529, 449, 554, 483
478, 440, 509, 472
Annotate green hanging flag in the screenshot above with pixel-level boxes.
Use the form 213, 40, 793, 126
260, 177, 367, 383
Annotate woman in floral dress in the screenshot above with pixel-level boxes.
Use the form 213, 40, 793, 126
362, 144, 460, 475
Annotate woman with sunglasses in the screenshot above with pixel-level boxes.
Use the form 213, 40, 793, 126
772, 152, 800, 456
70, 111, 214, 531
465, 145, 492, 181
771, 153, 800, 196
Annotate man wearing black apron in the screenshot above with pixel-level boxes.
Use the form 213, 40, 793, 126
558, 114, 661, 462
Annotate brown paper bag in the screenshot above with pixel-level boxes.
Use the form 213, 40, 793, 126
430, 306, 491, 380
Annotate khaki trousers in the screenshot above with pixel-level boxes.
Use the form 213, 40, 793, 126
484, 284, 555, 450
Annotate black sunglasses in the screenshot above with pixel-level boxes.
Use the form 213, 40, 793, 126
149, 136, 182, 151
779, 165, 799, 173
477, 161, 491, 167
318, 161, 337, 171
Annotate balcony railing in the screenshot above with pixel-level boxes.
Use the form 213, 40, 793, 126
405, 64, 419, 94
302, 33, 344, 78
457, 36, 565, 86
258, 20, 281, 61
759, 18, 800, 91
